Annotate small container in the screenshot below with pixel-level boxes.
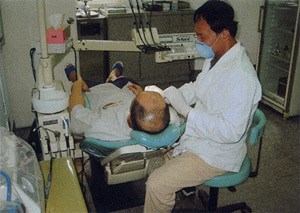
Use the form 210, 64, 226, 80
172, 0, 178, 11
163, 3, 170, 11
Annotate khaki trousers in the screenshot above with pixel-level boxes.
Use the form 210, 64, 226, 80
144, 152, 225, 213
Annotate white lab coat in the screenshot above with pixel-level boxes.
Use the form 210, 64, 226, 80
70, 83, 182, 141
173, 42, 262, 172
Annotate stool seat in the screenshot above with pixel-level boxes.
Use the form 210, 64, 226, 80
203, 155, 251, 188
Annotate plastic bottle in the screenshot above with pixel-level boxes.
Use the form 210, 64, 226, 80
172, 0, 178, 11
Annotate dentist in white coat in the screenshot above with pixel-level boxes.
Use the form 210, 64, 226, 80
144, 1, 262, 212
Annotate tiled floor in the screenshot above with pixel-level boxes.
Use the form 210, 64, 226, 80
13, 103, 300, 212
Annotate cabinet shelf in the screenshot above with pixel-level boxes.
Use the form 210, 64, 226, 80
269, 53, 290, 64
269, 63, 289, 73
270, 25, 294, 35
263, 90, 284, 106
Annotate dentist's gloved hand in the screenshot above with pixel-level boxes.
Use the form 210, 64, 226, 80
164, 86, 192, 117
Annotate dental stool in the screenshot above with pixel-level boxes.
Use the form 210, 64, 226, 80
197, 109, 266, 212
80, 123, 186, 185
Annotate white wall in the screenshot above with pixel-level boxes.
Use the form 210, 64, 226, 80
0, 0, 10, 128
229, 0, 264, 64
0, 50, 10, 128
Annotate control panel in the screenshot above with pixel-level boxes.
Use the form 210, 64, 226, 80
155, 33, 200, 63
37, 110, 86, 160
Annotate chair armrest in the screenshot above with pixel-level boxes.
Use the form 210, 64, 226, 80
100, 144, 148, 165
80, 138, 137, 159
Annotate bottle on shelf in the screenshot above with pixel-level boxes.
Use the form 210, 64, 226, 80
172, 0, 178, 11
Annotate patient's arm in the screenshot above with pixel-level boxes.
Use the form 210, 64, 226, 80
69, 79, 86, 112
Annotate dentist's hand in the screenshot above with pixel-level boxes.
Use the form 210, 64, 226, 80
164, 86, 191, 117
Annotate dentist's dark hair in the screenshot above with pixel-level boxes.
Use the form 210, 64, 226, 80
193, 0, 238, 37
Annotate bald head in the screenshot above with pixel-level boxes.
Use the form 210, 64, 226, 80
128, 91, 170, 134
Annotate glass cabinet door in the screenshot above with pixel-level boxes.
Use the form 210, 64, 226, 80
258, 0, 299, 108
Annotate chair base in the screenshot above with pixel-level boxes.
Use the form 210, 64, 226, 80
197, 189, 252, 213
215, 202, 252, 213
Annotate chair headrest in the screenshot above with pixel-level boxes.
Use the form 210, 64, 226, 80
81, 123, 186, 159
130, 124, 185, 149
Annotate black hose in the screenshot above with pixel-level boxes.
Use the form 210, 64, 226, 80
71, 46, 78, 81
141, 0, 156, 44
136, 0, 149, 45
30, 48, 37, 82
129, 0, 147, 47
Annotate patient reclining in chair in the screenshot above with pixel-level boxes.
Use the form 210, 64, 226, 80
67, 62, 182, 142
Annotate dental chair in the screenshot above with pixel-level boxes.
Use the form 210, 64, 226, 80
80, 123, 186, 185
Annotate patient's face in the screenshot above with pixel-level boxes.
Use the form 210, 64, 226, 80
127, 91, 167, 132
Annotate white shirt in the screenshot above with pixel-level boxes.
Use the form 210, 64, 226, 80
173, 42, 262, 172
70, 83, 182, 141
70, 83, 135, 141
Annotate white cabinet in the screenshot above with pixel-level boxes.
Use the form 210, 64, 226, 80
257, 0, 300, 118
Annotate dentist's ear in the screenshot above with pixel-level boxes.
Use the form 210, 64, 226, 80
221, 29, 230, 41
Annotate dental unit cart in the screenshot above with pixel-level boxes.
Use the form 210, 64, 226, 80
36, 110, 81, 160
31, 0, 82, 161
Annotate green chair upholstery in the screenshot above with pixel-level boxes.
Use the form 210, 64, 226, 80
80, 123, 186, 158
200, 108, 266, 212
80, 123, 186, 184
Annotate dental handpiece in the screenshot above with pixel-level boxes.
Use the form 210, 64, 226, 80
61, 116, 71, 156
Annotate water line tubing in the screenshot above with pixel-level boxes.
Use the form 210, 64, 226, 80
0, 170, 12, 201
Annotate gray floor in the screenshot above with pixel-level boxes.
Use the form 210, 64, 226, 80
13, 103, 300, 212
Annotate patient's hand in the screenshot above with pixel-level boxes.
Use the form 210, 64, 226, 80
81, 79, 90, 92
76, 76, 90, 92
128, 83, 143, 95
69, 78, 86, 112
